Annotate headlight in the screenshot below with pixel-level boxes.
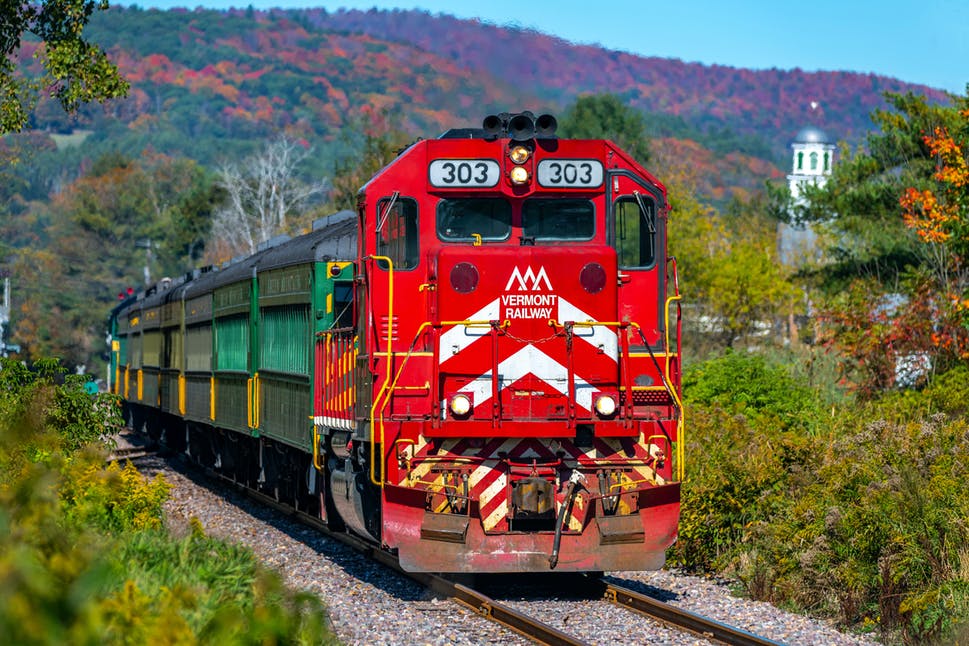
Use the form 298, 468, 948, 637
510, 166, 530, 184
449, 394, 472, 417
509, 145, 531, 164
594, 394, 617, 417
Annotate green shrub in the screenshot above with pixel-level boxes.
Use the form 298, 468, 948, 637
676, 352, 969, 643
682, 349, 824, 433
0, 357, 121, 478
61, 460, 171, 533
0, 357, 335, 645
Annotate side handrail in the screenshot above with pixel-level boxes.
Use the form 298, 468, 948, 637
317, 328, 357, 431
366, 255, 394, 487
246, 376, 253, 428
665, 255, 684, 482
551, 317, 683, 482
255, 373, 260, 429
209, 375, 216, 421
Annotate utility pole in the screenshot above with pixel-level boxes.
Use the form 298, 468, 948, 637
136, 238, 153, 286
0, 272, 13, 357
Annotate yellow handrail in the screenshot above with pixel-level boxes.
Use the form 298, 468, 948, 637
246, 377, 253, 428
665, 293, 685, 484
368, 255, 394, 486
255, 373, 260, 429
554, 316, 684, 482
312, 423, 324, 470
665, 256, 685, 483
209, 376, 216, 421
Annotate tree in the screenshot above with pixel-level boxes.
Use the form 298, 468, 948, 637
800, 90, 969, 393
1, 0, 128, 134
671, 191, 797, 351
658, 140, 797, 354
209, 137, 327, 259
792, 92, 962, 290
558, 93, 651, 165
898, 99, 969, 295
327, 106, 411, 212
10, 152, 217, 368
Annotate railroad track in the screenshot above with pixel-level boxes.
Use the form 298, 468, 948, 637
598, 581, 782, 646
118, 430, 778, 646
106, 445, 157, 462
196, 464, 782, 646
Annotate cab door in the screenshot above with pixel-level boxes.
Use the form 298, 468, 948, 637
609, 170, 666, 351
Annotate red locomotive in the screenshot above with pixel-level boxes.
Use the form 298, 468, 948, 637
111, 111, 682, 573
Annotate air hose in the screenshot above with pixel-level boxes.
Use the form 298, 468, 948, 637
548, 470, 585, 569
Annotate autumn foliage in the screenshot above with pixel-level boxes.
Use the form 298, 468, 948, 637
900, 119, 969, 247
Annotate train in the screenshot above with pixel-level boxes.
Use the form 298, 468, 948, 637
109, 111, 683, 573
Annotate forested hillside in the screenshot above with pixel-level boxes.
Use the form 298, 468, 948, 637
0, 5, 956, 368
311, 8, 949, 148
24, 6, 950, 170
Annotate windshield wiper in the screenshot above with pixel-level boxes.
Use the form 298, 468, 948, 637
633, 191, 655, 234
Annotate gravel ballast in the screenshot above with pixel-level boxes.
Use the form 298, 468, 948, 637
136, 451, 881, 646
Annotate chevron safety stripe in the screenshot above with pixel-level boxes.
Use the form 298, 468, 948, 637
398, 433, 666, 532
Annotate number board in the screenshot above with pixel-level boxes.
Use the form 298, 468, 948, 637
537, 159, 604, 188
429, 159, 501, 188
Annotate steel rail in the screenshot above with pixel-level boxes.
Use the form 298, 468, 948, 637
107, 446, 157, 462
207, 470, 587, 646
602, 581, 783, 646
127, 444, 782, 646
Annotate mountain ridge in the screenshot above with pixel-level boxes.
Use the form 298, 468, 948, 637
15, 6, 951, 203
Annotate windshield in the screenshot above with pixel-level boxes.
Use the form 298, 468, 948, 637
436, 197, 596, 243
437, 198, 512, 241
522, 198, 594, 240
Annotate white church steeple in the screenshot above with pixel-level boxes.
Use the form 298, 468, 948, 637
787, 124, 835, 203
778, 113, 836, 266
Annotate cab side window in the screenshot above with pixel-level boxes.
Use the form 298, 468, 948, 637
613, 195, 656, 269
376, 197, 418, 270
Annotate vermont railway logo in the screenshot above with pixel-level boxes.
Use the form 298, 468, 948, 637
504, 265, 552, 291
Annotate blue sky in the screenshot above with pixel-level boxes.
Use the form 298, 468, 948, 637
134, 1, 967, 94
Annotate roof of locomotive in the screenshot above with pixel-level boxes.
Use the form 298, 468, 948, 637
397, 112, 666, 199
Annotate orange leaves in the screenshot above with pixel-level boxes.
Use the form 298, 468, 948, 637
899, 124, 969, 244
925, 126, 969, 188
900, 186, 954, 243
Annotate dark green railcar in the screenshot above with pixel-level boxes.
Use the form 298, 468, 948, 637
109, 212, 357, 502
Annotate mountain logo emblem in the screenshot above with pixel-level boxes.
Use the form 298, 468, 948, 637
505, 266, 553, 291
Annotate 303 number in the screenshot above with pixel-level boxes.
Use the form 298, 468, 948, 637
537, 159, 603, 187
440, 161, 489, 184
429, 159, 500, 187
546, 162, 592, 184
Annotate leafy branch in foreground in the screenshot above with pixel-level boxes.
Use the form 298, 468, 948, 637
1, 0, 128, 134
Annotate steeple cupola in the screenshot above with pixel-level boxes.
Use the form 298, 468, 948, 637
788, 125, 835, 202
